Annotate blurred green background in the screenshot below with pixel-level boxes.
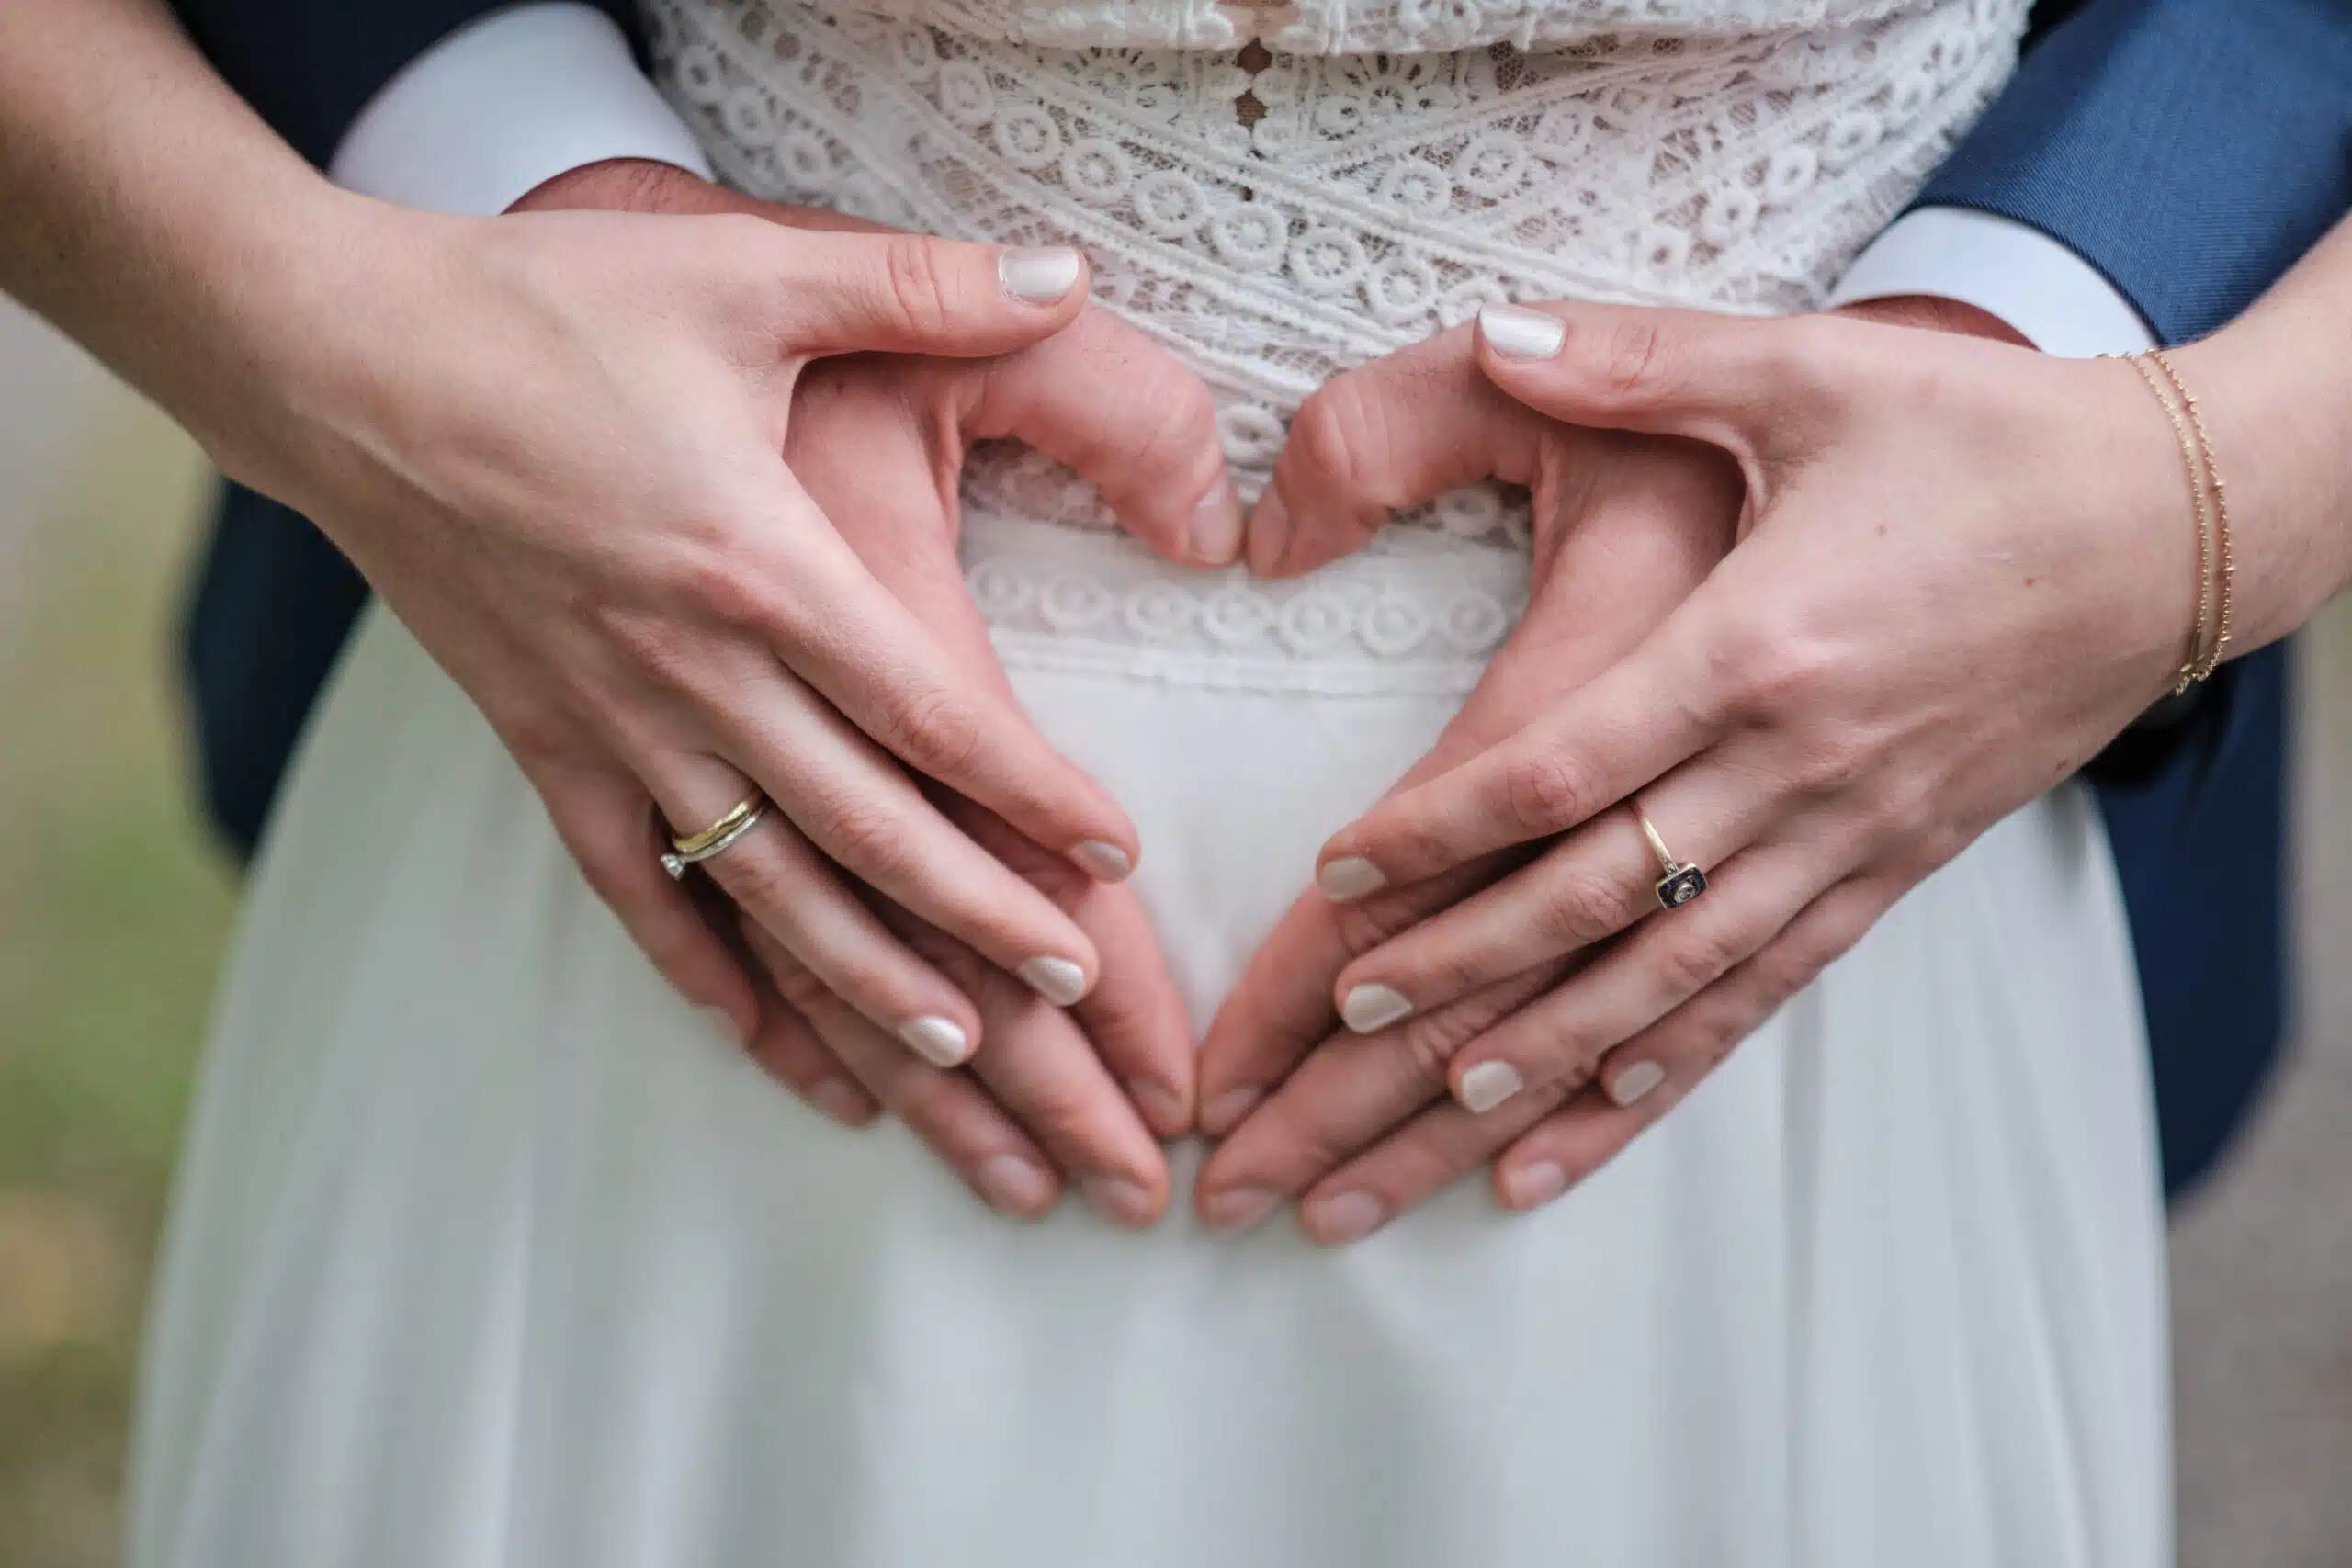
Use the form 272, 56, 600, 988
0, 295, 2346, 1567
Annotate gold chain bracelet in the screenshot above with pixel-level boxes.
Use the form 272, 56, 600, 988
2116, 351, 2234, 694
2149, 349, 2235, 682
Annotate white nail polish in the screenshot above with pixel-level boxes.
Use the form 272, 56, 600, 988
976, 1153, 1056, 1215
1317, 855, 1387, 903
1202, 1086, 1262, 1135
1340, 983, 1415, 1035
1458, 1060, 1525, 1114
1479, 303, 1566, 359
898, 1015, 971, 1067
1202, 1186, 1280, 1230
1070, 839, 1134, 882
1308, 1190, 1388, 1245
998, 245, 1083, 303
1502, 1161, 1568, 1209
1018, 955, 1090, 1007
1189, 473, 1245, 566
1607, 1059, 1668, 1108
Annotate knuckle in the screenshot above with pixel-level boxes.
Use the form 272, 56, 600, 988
880, 234, 961, 341
873, 682, 988, 782
1501, 749, 1602, 836
809, 794, 917, 883
1286, 378, 1391, 507
1720, 615, 1846, 723
1600, 319, 1667, 400
1532, 863, 1634, 947
1657, 923, 1747, 999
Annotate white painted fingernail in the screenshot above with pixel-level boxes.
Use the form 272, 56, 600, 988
1202, 1087, 1262, 1136
1607, 1059, 1668, 1107
1202, 1186, 1280, 1230
698, 1006, 751, 1048
1502, 1161, 1567, 1209
808, 1080, 869, 1125
1339, 983, 1415, 1034
1070, 839, 1134, 882
898, 1015, 971, 1067
1080, 1174, 1159, 1225
1018, 955, 1090, 1007
1458, 1060, 1525, 1114
1189, 473, 1246, 566
1479, 303, 1566, 359
976, 1154, 1056, 1215
999, 245, 1083, 303
1307, 1190, 1387, 1245
1317, 855, 1387, 902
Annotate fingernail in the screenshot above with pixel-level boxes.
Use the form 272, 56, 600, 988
976, 1153, 1057, 1215
1070, 839, 1134, 882
1339, 983, 1415, 1035
1306, 1190, 1387, 1245
1201, 1186, 1281, 1230
1018, 955, 1090, 1007
1607, 1059, 1667, 1108
1201, 1086, 1262, 1136
1248, 487, 1293, 572
808, 1080, 870, 1126
698, 1005, 752, 1049
999, 245, 1083, 304
1080, 1173, 1159, 1225
1458, 1060, 1525, 1114
1501, 1161, 1567, 1209
1125, 1077, 1189, 1137
1317, 855, 1387, 903
898, 1015, 972, 1067
1479, 303, 1566, 359
1189, 473, 1246, 567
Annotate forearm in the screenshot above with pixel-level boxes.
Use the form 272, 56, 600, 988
0, 0, 386, 472
2181, 215, 2352, 653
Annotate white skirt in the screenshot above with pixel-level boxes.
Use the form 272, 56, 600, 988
129, 517, 2170, 1568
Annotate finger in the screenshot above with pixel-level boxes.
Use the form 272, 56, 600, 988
1442, 835, 1843, 1117
1472, 300, 1843, 468
955, 310, 1244, 568
1493, 878, 1893, 1207
740, 989, 883, 1129
744, 922, 1065, 1219
760, 226, 1092, 358
1330, 765, 1770, 1032
892, 916, 1172, 1227
1195, 855, 1510, 1137
1194, 958, 1570, 1230
748, 466, 1142, 883
1246, 322, 1555, 577
644, 750, 994, 1059
1296, 1075, 1573, 1246
526, 747, 761, 1046
945, 801, 1196, 1140
1313, 614, 1724, 899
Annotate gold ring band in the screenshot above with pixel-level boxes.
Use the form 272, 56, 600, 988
661, 791, 770, 880
1633, 803, 1708, 911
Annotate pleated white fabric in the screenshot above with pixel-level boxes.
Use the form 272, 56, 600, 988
130, 540, 2169, 1565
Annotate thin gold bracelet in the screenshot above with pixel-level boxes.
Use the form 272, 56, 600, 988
2120, 354, 2214, 694
2148, 349, 2236, 682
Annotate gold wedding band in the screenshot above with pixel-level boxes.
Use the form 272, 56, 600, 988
1634, 803, 1708, 911
661, 791, 769, 880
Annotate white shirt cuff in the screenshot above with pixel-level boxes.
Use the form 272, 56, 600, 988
329, 2, 713, 218
1826, 207, 2157, 358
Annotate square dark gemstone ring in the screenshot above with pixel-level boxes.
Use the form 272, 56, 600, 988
1656, 865, 1709, 910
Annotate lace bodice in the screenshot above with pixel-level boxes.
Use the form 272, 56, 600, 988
648, 0, 2024, 679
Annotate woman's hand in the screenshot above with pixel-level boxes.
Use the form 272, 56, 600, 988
1190, 323, 1740, 1233
1207, 299, 2211, 1241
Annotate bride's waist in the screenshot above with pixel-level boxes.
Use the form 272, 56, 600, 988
962, 510, 1528, 692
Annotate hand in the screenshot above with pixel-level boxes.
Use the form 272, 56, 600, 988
1230, 297, 2200, 1238
512, 162, 1208, 1224
1190, 322, 1741, 1235
228, 160, 1236, 1068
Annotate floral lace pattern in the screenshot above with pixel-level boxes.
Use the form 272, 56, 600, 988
648, 0, 2023, 680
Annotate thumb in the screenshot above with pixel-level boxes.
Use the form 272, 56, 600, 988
764, 226, 1091, 360
1473, 301, 1828, 467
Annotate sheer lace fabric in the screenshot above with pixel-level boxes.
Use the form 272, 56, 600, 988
648, 0, 2024, 679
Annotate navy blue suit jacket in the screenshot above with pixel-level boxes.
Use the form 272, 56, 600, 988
174, 0, 2352, 1195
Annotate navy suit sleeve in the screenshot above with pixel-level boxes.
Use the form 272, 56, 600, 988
170, 0, 644, 167
1921, 0, 2352, 344
1922, 1, 2352, 1196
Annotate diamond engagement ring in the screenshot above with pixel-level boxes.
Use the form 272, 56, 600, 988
1635, 804, 1708, 911
661, 792, 769, 880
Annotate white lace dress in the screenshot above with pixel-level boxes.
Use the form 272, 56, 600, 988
130, 2, 2170, 1564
